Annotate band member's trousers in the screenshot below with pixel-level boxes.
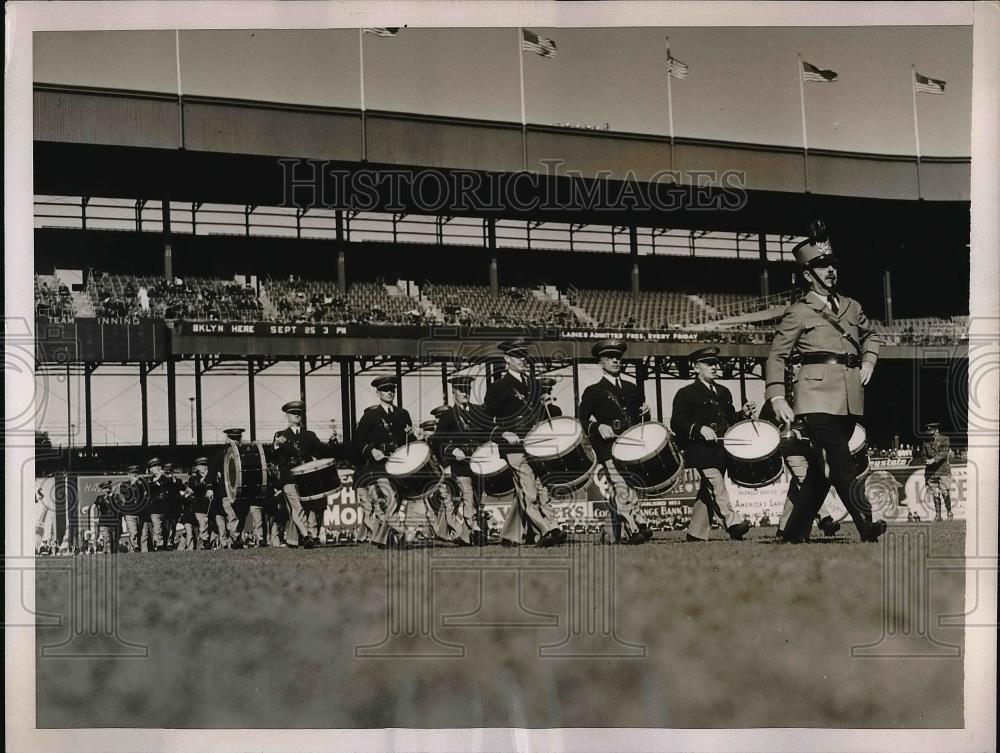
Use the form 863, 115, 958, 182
453, 474, 481, 532
246, 504, 266, 542
123, 513, 152, 552
602, 461, 647, 541
212, 513, 231, 547
687, 467, 741, 541
193, 512, 211, 548
357, 477, 393, 542
281, 483, 310, 544
97, 523, 120, 553
786, 413, 872, 540
926, 474, 952, 515
778, 452, 833, 532
149, 513, 168, 549
500, 452, 560, 545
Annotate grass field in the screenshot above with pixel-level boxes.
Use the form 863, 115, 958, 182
35, 522, 965, 729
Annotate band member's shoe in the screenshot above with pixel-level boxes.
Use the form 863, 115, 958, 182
638, 523, 654, 541
934, 514, 942, 521
555, 528, 568, 544
685, 534, 706, 542
947, 512, 954, 520
231, 538, 244, 550
629, 531, 647, 545
500, 539, 519, 548
303, 536, 315, 549
818, 516, 841, 537
538, 529, 563, 547
775, 528, 784, 539
860, 520, 888, 542
726, 521, 751, 541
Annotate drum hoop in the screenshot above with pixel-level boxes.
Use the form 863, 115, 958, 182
255, 442, 268, 488
724, 420, 781, 462
612, 423, 671, 464
292, 457, 336, 475
523, 418, 582, 458
224, 444, 242, 500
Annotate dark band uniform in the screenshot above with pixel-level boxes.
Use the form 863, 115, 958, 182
670, 346, 750, 541
578, 340, 652, 543
145, 459, 172, 550
92, 481, 121, 552
483, 340, 564, 546
921, 423, 952, 519
273, 402, 325, 546
187, 459, 214, 549
764, 235, 884, 542
431, 378, 488, 540
353, 377, 415, 546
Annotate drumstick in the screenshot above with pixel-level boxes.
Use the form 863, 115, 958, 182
750, 418, 759, 437
544, 401, 553, 429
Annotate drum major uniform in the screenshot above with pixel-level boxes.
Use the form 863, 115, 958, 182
765, 233, 886, 543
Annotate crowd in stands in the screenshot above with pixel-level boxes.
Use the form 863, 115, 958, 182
88, 271, 262, 321
34, 277, 76, 319
265, 276, 427, 325
39, 272, 970, 345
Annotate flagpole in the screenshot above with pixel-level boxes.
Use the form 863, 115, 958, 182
666, 37, 676, 171
518, 28, 527, 170
175, 30, 184, 148
910, 64, 923, 200
797, 53, 809, 192
359, 29, 367, 161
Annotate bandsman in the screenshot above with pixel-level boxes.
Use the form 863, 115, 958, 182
670, 346, 753, 542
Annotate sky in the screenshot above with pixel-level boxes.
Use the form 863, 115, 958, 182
34, 25, 972, 156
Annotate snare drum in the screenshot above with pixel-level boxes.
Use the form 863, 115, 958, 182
611, 421, 684, 494
224, 442, 269, 501
723, 420, 783, 488
386, 441, 444, 499
290, 458, 341, 502
469, 442, 516, 498
849, 423, 869, 476
523, 415, 596, 494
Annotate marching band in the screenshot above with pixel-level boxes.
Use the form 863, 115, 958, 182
73, 228, 889, 552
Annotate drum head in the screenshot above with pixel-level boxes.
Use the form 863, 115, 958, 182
470, 442, 507, 474
386, 441, 431, 476
849, 423, 867, 453
724, 420, 780, 461
224, 444, 241, 500
292, 458, 336, 475
612, 422, 669, 463
524, 416, 583, 458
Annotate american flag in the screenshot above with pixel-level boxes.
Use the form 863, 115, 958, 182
363, 28, 399, 38
522, 29, 557, 58
666, 53, 689, 80
802, 61, 838, 82
914, 72, 946, 95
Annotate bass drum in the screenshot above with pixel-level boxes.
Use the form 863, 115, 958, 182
469, 441, 516, 498
611, 421, 684, 495
523, 415, 596, 495
723, 420, 783, 488
386, 441, 444, 500
224, 442, 269, 501
849, 422, 870, 477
